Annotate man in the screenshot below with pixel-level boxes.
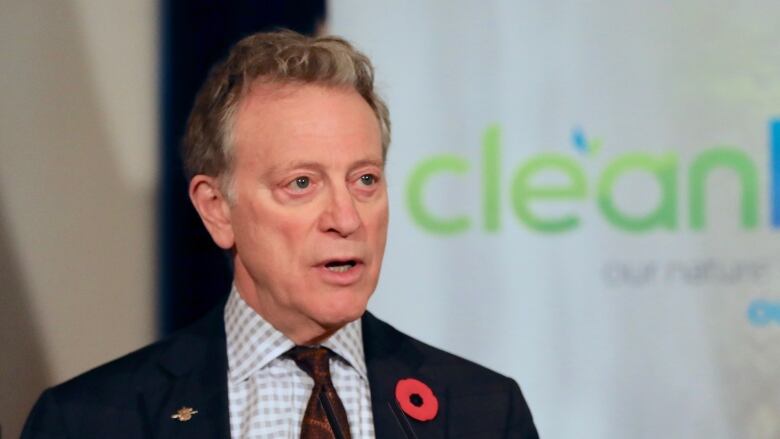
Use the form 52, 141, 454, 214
23, 30, 538, 438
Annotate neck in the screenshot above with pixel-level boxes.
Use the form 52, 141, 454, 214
232, 263, 341, 345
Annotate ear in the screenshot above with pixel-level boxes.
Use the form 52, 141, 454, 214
189, 175, 235, 250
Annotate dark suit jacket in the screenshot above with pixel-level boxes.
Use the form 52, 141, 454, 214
22, 305, 538, 438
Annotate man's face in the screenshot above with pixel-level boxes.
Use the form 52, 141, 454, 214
225, 82, 388, 342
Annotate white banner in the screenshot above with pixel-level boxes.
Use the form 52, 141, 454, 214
331, 2, 780, 438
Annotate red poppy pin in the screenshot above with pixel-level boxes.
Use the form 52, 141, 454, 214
395, 378, 439, 421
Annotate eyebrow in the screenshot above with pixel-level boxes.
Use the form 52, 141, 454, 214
351, 158, 386, 170
266, 158, 385, 177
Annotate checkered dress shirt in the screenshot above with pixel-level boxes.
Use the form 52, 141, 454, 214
225, 286, 376, 438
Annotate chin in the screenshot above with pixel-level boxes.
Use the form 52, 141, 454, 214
316, 293, 371, 327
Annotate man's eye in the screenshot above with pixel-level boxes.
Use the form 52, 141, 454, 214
359, 174, 376, 186
290, 176, 310, 190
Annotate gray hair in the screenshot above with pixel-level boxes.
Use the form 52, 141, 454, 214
182, 29, 391, 196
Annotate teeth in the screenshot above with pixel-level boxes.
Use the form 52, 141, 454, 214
327, 265, 351, 273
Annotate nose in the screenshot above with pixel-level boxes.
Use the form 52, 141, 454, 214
319, 185, 362, 237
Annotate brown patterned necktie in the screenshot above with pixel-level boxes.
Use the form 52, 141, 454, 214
287, 346, 352, 439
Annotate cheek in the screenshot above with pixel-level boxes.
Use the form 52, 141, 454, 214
276, 226, 310, 266
234, 204, 310, 265
374, 200, 390, 233
365, 203, 389, 248
261, 207, 320, 262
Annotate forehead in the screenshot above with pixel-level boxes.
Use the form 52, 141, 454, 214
231, 82, 382, 167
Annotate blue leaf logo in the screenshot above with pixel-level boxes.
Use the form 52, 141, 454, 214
571, 126, 602, 155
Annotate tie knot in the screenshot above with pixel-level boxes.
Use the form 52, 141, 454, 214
287, 346, 332, 384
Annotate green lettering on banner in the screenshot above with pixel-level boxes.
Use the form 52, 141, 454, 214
406, 155, 471, 234
689, 148, 758, 230
482, 125, 501, 232
597, 153, 678, 232
511, 154, 586, 233
404, 121, 772, 235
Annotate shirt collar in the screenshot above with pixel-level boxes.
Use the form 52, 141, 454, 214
322, 313, 368, 381
224, 285, 368, 383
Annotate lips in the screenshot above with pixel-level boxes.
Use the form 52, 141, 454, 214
316, 257, 365, 285
325, 260, 357, 273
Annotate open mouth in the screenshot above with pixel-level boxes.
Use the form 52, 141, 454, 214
324, 260, 358, 273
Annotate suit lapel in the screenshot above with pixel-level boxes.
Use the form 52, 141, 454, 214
138, 305, 231, 439
363, 312, 447, 439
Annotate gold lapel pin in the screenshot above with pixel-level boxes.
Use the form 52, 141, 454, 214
171, 406, 199, 422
